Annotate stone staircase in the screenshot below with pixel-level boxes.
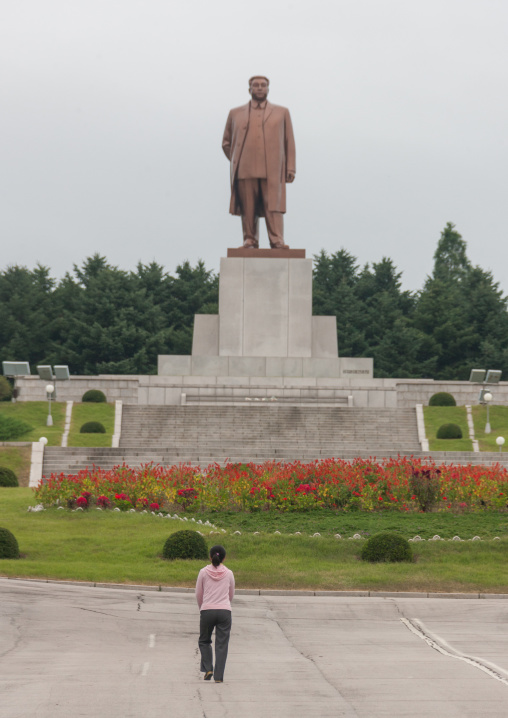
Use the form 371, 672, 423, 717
119, 405, 420, 450
41, 405, 508, 476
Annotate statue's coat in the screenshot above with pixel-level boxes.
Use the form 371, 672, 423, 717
222, 101, 296, 217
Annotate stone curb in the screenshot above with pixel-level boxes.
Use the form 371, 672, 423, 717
3, 577, 508, 599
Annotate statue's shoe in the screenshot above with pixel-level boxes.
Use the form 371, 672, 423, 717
241, 242, 258, 249
271, 243, 289, 249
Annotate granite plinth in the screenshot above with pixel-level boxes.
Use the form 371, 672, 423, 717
192, 256, 342, 361
218, 257, 314, 357
312, 316, 338, 358
191, 315, 219, 356
157, 355, 374, 379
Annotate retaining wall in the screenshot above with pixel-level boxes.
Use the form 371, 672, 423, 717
12, 375, 508, 408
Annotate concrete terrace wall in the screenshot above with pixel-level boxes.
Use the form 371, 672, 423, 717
14, 375, 140, 404
13, 374, 396, 407
12, 374, 508, 408
395, 380, 508, 408
140, 376, 400, 408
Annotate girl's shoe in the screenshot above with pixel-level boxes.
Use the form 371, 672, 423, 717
214, 680, 223, 683
204, 671, 213, 681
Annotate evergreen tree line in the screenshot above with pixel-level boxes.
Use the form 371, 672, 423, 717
1, 223, 507, 379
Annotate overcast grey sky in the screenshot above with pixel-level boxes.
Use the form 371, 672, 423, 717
2, 0, 507, 292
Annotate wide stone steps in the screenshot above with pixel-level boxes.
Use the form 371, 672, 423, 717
119, 407, 420, 446
41, 405, 424, 475
132, 442, 410, 448
117, 438, 420, 449
41, 447, 508, 476
118, 441, 416, 448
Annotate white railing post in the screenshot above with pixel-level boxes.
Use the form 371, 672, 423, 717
29, 441, 45, 487
61, 400, 73, 447
415, 404, 429, 452
111, 400, 123, 447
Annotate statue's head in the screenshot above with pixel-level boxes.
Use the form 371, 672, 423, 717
249, 76, 269, 103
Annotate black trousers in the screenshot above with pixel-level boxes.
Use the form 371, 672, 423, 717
198, 609, 232, 681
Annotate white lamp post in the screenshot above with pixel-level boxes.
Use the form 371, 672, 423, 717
496, 436, 505, 453
45, 384, 55, 426
483, 391, 493, 434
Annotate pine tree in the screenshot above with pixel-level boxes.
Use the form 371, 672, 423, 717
413, 224, 508, 378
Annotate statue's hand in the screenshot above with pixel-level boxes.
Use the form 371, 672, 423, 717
286, 172, 295, 183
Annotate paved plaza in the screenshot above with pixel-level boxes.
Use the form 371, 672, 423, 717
1, 578, 508, 717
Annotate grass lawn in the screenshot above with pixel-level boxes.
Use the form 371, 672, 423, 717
471, 405, 508, 453
0, 446, 32, 487
204, 509, 508, 539
1, 488, 508, 593
423, 406, 473, 451
67, 403, 115, 447
0, 401, 65, 445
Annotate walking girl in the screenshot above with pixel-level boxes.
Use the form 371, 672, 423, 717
195, 545, 235, 683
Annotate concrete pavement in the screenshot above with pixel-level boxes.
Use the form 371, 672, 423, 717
1, 578, 508, 717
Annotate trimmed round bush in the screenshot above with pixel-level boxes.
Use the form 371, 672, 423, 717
81, 389, 107, 403
0, 414, 33, 441
80, 421, 106, 434
0, 467, 19, 487
361, 532, 413, 563
0, 527, 20, 559
429, 392, 456, 406
0, 376, 13, 402
162, 530, 208, 561
436, 423, 463, 439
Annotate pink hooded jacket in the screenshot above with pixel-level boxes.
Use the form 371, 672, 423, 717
195, 563, 235, 611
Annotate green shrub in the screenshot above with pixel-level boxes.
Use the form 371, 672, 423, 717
429, 392, 456, 406
80, 421, 106, 434
436, 423, 463, 439
0, 414, 33, 441
361, 532, 413, 563
409, 468, 440, 512
162, 530, 208, 561
0, 527, 20, 559
0, 376, 13, 402
0, 467, 19, 487
82, 390, 107, 403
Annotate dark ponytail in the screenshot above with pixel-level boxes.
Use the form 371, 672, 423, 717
210, 545, 226, 567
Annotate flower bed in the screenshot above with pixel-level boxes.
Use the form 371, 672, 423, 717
34, 457, 508, 514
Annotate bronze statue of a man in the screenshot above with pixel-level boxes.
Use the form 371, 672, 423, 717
222, 76, 296, 249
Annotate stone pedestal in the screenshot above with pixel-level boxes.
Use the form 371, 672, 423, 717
192, 256, 338, 361
159, 250, 373, 381
218, 257, 314, 357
